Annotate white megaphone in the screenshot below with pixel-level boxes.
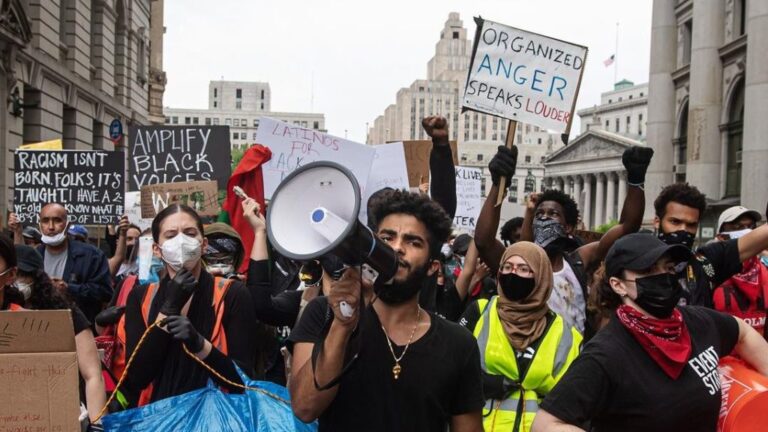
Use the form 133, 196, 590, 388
267, 161, 399, 286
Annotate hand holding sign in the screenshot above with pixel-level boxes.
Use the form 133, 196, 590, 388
7, 213, 21, 234
242, 198, 265, 232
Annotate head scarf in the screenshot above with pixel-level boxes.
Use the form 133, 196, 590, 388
496, 241, 554, 351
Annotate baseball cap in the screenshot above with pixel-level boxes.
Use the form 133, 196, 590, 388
605, 233, 692, 278
717, 206, 761, 233
68, 225, 89, 238
15, 244, 44, 273
451, 234, 473, 256
22, 226, 42, 242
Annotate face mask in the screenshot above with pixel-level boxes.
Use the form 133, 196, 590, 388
533, 218, 577, 254
720, 228, 752, 240
375, 261, 429, 305
440, 243, 452, 259
633, 273, 682, 318
206, 264, 234, 276
160, 234, 202, 271
498, 272, 536, 301
40, 224, 68, 247
16, 281, 33, 300
657, 230, 695, 249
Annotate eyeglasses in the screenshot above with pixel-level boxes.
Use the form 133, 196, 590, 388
500, 263, 533, 277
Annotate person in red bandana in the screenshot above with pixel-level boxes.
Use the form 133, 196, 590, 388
531, 233, 768, 432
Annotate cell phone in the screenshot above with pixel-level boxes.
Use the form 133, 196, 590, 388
233, 186, 248, 199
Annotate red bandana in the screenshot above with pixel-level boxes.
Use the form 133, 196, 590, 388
616, 305, 692, 379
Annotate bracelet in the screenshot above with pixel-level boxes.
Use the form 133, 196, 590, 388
627, 182, 645, 191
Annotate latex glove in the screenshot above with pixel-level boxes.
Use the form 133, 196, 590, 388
164, 315, 205, 353
488, 146, 518, 186
622, 146, 654, 185
94, 305, 126, 327
159, 268, 197, 316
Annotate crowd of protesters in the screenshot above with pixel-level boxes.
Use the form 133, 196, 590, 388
2, 115, 768, 431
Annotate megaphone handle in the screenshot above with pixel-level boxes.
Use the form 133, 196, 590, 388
312, 295, 367, 391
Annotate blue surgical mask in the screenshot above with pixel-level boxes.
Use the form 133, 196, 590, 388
140, 256, 165, 285
761, 256, 768, 268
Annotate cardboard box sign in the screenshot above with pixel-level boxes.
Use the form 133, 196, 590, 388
0, 310, 80, 432
401, 140, 459, 188
140, 180, 220, 218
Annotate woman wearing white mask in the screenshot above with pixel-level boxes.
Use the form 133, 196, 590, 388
123, 204, 256, 407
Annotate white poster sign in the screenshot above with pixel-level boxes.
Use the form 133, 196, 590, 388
454, 166, 482, 231
125, 191, 152, 232
463, 18, 588, 133
361, 142, 410, 222
257, 117, 375, 199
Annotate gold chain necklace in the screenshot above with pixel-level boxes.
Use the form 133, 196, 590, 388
381, 306, 422, 380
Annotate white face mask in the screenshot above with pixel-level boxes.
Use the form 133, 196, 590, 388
721, 228, 752, 240
40, 223, 68, 246
160, 234, 202, 271
16, 281, 33, 300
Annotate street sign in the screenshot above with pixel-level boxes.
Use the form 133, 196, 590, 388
109, 119, 123, 143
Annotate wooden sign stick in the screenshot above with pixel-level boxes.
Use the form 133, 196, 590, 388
495, 120, 518, 207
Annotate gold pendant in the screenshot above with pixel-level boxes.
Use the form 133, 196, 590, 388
392, 362, 401, 380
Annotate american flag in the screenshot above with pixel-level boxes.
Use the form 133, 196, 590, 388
604, 54, 615, 67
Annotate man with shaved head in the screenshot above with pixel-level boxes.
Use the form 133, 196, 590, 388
37, 203, 112, 323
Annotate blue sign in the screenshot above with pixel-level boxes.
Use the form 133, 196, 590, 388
109, 119, 123, 142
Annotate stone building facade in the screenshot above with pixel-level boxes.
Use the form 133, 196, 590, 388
0, 0, 165, 215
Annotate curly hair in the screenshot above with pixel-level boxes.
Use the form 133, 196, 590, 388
500, 217, 524, 243
368, 189, 453, 259
537, 189, 580, 228
654, 183, 707, 220
19, 268, 74, 310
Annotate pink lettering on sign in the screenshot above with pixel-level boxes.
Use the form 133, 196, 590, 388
270, 124, 340, 151
524, 98, 570, 124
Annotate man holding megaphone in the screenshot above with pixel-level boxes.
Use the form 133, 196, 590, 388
287, 189, 484, 431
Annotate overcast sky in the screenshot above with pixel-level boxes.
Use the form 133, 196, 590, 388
163, 0, 652, 143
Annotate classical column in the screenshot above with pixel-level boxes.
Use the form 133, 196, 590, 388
565, 177, 573, 197
595, 173, 606, 227
573, 176, 583, 210
645, 0, 678, 222
686, 0, 725, 198
618, 172, 628, 216
583, 175, 593, 230
606, 172, 617, 222
557, 177, 565, 192
741, 0, 768, 211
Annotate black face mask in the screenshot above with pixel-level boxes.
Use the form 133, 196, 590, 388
376, 261, 429, 305
657, 230, 695, 249
498, 273, 536, 301
634, 273, 682, 318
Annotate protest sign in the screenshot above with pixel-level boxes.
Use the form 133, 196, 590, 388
129, 125, 231, 191
454, 166, 482, 231
463, 18, 588, 134
0, 310, 80, 432
401, 140, 459, 188
140, 180, 219, 218
360, 142, 410, 222
125, 191, 152, 231
257, 117, 375, 199
18, 139, 63, 150
14, 150, 124, 225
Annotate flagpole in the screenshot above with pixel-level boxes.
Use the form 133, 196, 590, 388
614, 22, 619, 85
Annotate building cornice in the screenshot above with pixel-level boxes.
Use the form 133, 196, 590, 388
719, 34, 747, 63
577, 97, 648, 117
672, 64, 690, 87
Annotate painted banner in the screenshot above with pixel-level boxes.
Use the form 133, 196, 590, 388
13, 150, 124, 224
463, 18, 588, 133
454, 166, 483, 231
129, 125, 231, 191
256, 117, 375, 199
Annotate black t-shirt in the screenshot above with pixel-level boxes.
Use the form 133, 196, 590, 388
288, 297, 484, 432
419, 274, 465, 322
540, 306, 739, 432
682, 239, 742, 308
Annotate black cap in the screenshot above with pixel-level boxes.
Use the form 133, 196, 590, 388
15, 244, 44, 273
605, 233, 692, 278
22, 226, 42, 242
451, 234, 472, 256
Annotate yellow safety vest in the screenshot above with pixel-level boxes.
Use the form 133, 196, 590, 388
473, 296, 582, 432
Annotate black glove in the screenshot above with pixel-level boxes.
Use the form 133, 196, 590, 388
488, 146, 518, 186
164, 315, 205, 353
94, 305, 126, 326
159, 268, 198, 316
482, 371, 520, 400
87, 423, 104, 432
622, 146, 654, 185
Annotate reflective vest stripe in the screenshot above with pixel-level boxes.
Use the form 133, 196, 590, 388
553, 323, 574, 376
484, 398, 539, 413
476, 300, 491, 372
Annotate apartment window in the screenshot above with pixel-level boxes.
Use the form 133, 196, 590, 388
313, 121, 319, 129
452, 31, 459, 39
508, 179, 519, 203
253, 119, 259, 127
538, 138, 542, 145
261, 103, 264, 110
261, 89, 265, 99
193, 117, 199, 125
301, 121, 308, 128
213, 118, 219, 125
214, 88, 218, 97
241, 119, 246, 125
629, 95, 633, 100
525, 155, 532, 163
225, 118, 232, 125
626, 116, 631, 133
618, 97, 623, 102
172, 116, 178, 124
640, 92, 644, 97
232, 132, 238, 140
236, 101, 242, 109
615, 118, 619, 133
233, 119, 240, 127
205, 118, 211, 125
638, 114, 643, 135
477, 154, 483, 162
184, 117, 191, 125
236, 88, 242, 98
682, 21, 693, 66
461, 153, 468, 162
164, 117, 170, 124
608, 99, 612, 103
213, 101, 218, 108
605, 120, 609, 128
253, 132, 258, 140
492, 133, 498, 140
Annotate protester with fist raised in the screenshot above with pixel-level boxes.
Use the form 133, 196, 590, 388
475, 145, 653, 339
123, 204, 256, 407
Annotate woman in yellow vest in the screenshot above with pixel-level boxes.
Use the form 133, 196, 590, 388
459, 241, 582, 432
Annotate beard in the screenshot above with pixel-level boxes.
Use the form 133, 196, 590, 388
375, 259, 430, 305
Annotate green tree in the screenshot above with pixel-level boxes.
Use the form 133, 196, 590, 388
595, 219, 619, 234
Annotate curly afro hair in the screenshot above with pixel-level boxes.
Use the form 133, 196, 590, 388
654, 183, 707, 220
500, 217, 524, 243
368, 189, 453, 259
537, 189, 580, 228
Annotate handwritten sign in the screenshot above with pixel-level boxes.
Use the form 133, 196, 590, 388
360, 142, 410, 222
463, 18, 587, 133
256, 117, 375, 199
402, 140, 459, 187
454, 166, 482, 230
124, 191, 152, 231
129, 125, 231, 191
13, 150, 124, 225
140, 180, 219, 218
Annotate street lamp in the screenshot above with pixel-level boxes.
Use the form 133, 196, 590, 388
524, 169, 536, 194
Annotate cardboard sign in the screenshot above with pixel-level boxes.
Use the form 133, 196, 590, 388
18, 139, 63, 150
454, 166, 482, 230
13, 150, 125, 225
401, 140, 459, 188
140, 180, 219, 218
0, 310, 79, 432
124, 191, 153, 231
129, 125, 231, 191
257, 117, 376, 199
463, 18, 588, 133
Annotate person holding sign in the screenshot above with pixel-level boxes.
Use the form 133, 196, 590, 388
475, 146, 653, 339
